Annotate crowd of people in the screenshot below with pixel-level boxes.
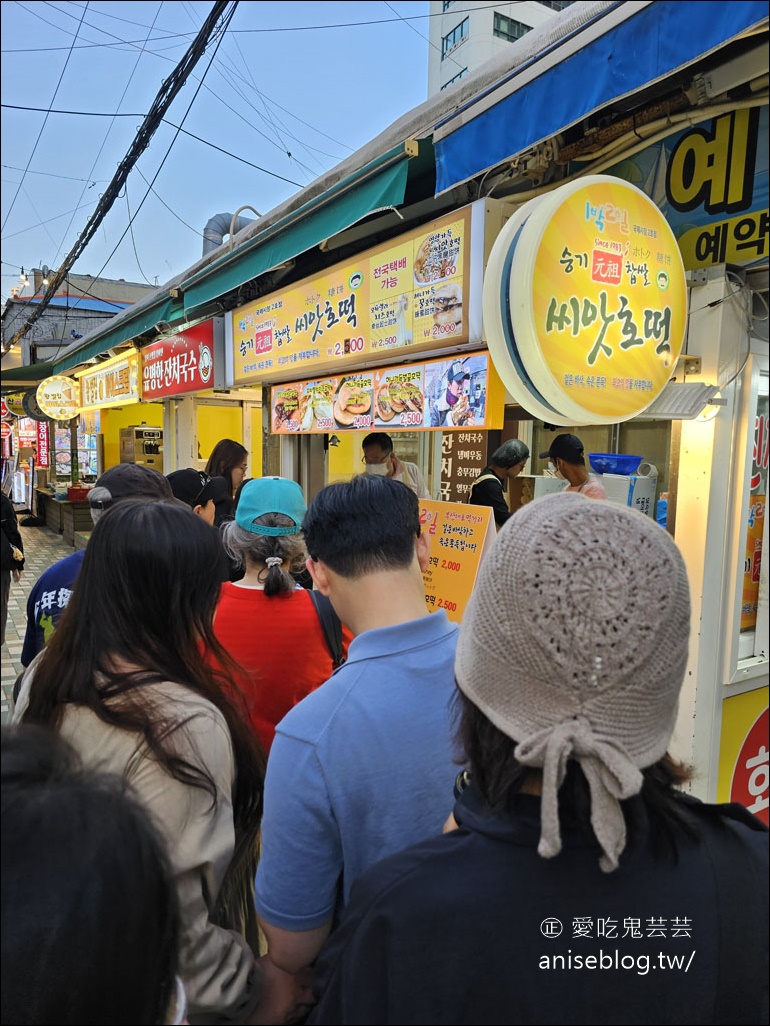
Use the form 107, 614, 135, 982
1, 434, 767, 1026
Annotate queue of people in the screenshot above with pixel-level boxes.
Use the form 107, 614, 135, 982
2, 435, 767, 1026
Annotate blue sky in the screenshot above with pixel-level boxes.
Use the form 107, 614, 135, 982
1, 1, 431, 303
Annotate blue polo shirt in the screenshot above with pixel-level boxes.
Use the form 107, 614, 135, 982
255, 610, 459, 931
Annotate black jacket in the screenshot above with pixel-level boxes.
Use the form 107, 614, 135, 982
1, 491, 24, 572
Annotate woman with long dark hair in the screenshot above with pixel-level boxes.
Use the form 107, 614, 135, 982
205, 439, 249, 526
13, 499, 277, 1024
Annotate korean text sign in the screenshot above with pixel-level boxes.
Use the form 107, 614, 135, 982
228, 207, 473, 385
142, 322, 215, 398
77, 351, 141, 411
484, 175, 687, 425
419, 500, 495, 624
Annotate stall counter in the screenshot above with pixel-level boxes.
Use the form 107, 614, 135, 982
34, 489, 93, 547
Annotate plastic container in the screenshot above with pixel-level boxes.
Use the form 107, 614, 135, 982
588, 453, 643, 476
66, 486, 91, 502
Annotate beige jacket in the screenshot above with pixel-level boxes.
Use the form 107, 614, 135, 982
14, 677, 260, 1025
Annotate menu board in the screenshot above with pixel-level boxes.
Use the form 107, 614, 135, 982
439, 431, 487, 502
229, 206, 477, 385
270, 351, 503, 434
419, 500, 496, 624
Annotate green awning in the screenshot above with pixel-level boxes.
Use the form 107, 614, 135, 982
181, 144, 413, 317
1, 361, 55, 385
53, 295, 181, 374
48, 142, 414, 374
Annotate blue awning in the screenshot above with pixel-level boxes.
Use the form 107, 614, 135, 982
434, 0, 768, 194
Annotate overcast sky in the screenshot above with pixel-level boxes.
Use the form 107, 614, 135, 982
1, 0, 432, 303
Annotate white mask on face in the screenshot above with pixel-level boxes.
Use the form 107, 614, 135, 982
364, 462, 389, 476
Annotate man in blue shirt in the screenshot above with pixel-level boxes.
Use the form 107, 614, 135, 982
255, 475, 459, 981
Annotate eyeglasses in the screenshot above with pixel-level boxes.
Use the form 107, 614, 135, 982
361, 453, 390, 465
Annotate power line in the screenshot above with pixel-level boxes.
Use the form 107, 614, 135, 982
2, 163, 106, 185
1, 105, 304, 186
51, 0, 166, 268
1, 1, 89, 233
2, 3, 522, 52
5, 0, 240, 354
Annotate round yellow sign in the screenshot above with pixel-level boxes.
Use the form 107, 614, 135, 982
36, 375, 80, 421
484, 175, 687, 424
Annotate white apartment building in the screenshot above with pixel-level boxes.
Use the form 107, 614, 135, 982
428, 1, 576, 95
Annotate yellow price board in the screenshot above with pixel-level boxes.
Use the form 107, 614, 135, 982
419, 500, 495, 623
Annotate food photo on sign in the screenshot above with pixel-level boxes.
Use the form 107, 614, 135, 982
296, 380, 335, 432
273, 385, 301, 432
333, 375, 374, 429
373, 368, 424, 429
426, 355, 488, 428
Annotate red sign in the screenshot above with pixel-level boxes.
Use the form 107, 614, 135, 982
0, 423, 11, 440
730, 707, 769, 825
142, 321, 215, 398
36, 421, 50, 468
0, 398, 9, 419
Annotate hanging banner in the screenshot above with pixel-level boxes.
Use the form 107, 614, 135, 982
36, 376, 80, 420
77, 350, 141, 410
142, 321, 215, 398
419, 500, 496, 624
228, 204, 484, 386
270, 351, 504, 434
483, 175, 687, 427
36, 421, 50, 468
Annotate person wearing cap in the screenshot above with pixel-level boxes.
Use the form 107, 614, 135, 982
429, 361, 473, 427
467, 438, 530, 528
541, 432, 607, 499
209, 477, 352, 756
307, 494, 768, 1025
166, 468, 226, 526
19, 464, 173, 670
361, 432, 430, 499
255, 475, 459, 991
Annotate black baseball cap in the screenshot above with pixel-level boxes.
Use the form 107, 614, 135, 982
448, 360, 470, 383
166, 468, 218, 510
539, 434, 585, 461
89, 464, 172, 511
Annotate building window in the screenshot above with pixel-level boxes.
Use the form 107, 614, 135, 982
441, 67, 469, 90
493, 13, 532, 43
442, 1, 455, 10
442, 17, 469, 59
536, 1, 576, 10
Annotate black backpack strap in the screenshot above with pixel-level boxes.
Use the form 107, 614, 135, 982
308, 590, 345, 668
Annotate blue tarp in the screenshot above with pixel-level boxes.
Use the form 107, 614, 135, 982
25, 296, 131, 314
435, 0, 768, 194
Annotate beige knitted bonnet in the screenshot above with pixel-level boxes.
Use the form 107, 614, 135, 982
455, 491, 691, 871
